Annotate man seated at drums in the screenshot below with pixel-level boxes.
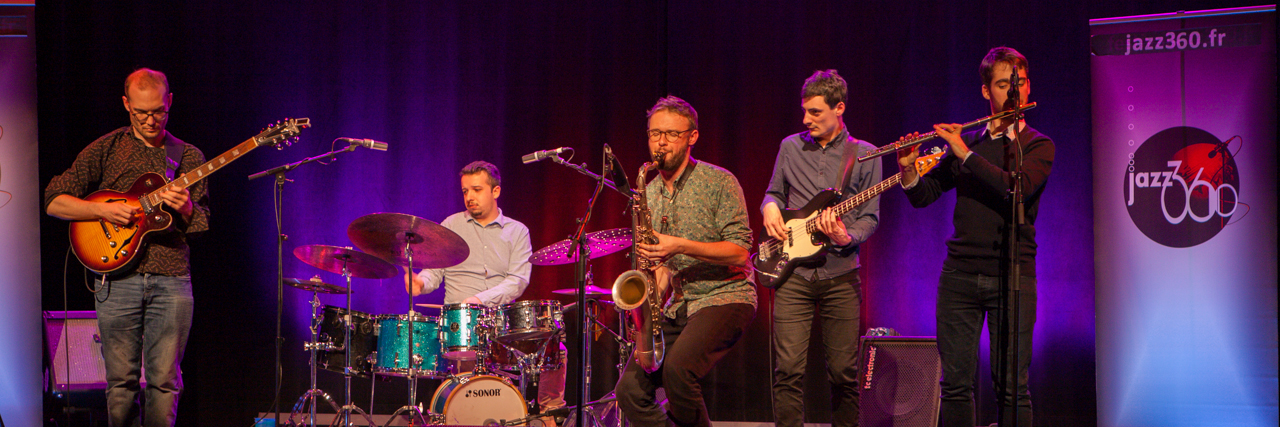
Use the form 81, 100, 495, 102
403, 160, 566, 420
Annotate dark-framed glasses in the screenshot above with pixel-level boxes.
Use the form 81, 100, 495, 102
131, 109, 168, 121
647, 129, 692, 141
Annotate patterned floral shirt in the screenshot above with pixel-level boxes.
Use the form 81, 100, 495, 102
44, 127, 211, 276
644, 159, 757, 317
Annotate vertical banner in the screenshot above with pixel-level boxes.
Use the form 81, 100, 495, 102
1091, 6, 1277, 427
0, 3, 42, 426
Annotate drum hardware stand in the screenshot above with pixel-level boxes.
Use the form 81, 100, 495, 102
563, 299, 630, 427
385, 243, 430, 427
252, 131, 362, 427
287, 282, 344, 426
336, 264, 378, 427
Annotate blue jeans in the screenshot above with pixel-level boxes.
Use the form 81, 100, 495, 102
771, 271, 861, 427
936, 269, 1035, 427
95, 273, 194, 427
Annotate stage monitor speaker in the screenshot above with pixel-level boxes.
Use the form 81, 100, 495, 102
858, 336, 941, 427
43, 311, 144, 391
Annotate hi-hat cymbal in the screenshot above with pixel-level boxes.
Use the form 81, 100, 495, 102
283, 277, 348, 294
551, 284, 613, 297
347, 212, 469, 270
531, 228, 632, 266
293, 245, 399, 279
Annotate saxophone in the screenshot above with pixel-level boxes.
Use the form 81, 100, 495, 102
611, 153, 667, 373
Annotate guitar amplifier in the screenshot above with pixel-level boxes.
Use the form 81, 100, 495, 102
44, 311, 145, 391
858, 336, 941, 427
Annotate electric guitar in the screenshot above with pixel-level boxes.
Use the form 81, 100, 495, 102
752, 148, 944, 289
69, 118, 309, 273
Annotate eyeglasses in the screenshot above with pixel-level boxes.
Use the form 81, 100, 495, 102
130, 109, 168, 121
647, 129, 693, 141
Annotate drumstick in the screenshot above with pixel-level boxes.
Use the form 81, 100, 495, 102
415, 303, 444, 309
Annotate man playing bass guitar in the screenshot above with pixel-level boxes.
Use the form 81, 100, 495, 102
760, 70, 881, 427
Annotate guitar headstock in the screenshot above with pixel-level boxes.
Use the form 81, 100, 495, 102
914, 146, 946, 176
255, 117, 311, 149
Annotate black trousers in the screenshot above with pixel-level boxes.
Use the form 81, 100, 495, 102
771, 271, 862, 427
615, 302, 755, 427
936, 269, 1036, 427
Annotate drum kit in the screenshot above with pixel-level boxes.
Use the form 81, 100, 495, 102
283, 212, 636, 427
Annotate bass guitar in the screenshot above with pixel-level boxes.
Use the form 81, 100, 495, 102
752, 147, 943, 289
70, 118, 309, 273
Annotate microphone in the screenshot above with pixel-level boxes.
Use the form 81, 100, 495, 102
338, 137, 389, 151
521, 147, 570, 164
1007, 65, 1021, 110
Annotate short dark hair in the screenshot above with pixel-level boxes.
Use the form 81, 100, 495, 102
979, 47, 1029, 87
124, 68, 169, 96
460, 160, 501, 187
801, 69, 846, 109
646, 95, 698, 130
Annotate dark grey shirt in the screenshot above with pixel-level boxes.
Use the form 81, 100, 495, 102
762, 126, 881, 280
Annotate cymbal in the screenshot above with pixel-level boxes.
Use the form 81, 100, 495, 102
531, 228, 632, 266
347, 212, 469, 270
551, 284, 613, 297
292, 245, 398, 279
283, 277, 348, 294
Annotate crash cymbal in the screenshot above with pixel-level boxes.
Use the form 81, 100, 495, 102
283, 277, 348, 294
292, 245, 399, 279
551, 284, 613, 297
531, 228, 632, 266
347, 212, 469, 270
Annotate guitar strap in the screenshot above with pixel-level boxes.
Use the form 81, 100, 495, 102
838, 135, 860, 194
163, 138, 183, 181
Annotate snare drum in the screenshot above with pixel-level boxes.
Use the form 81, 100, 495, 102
373, 314, 443, 377
439, 303, 490, 360
487, 331, 564, 372
493, 300, 563, 344
429, 374, 527, 426
317, 305, 377, 377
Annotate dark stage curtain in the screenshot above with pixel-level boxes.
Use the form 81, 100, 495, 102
36, 1, 1253, 425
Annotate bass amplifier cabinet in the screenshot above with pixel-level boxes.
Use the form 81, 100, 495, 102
858, 336, 941, 427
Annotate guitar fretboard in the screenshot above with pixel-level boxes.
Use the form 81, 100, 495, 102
804, 173, 903, 233
140, 137, 261, 209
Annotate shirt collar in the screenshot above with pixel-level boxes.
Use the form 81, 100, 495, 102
801, 123, 850, 149
984, 119, 1027, 140
466, 208, 510, 228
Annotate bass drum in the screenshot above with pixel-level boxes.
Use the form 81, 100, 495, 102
430, 374, 528, 426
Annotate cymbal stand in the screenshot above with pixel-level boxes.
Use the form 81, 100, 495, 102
385, 240, 429, 427
564, 299, 629, 427
336, 264, 378, 427
287, 287, 343, 426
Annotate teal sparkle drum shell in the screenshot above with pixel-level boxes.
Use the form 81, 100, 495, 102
439, 303, 489, 360
373, 314, 443, 377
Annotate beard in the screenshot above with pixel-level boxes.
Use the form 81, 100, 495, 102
654, 146, 687, 172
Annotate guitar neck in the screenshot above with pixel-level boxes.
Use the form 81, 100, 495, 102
141, 137, 260, 202
829, 172, 902, 217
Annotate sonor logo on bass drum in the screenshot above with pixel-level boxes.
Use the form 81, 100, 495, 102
464, 388, 503, 398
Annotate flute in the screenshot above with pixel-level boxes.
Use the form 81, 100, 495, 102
858, 102, 1037, 162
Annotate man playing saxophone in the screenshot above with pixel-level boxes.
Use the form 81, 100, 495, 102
614, 95, 756, 427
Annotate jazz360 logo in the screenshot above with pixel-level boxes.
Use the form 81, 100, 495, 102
1124, 126, 1248, 248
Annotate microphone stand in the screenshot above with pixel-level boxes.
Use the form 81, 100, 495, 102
1003, 65, 1026, 427
534, 147, 632, 427
248, 142, 363, 426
